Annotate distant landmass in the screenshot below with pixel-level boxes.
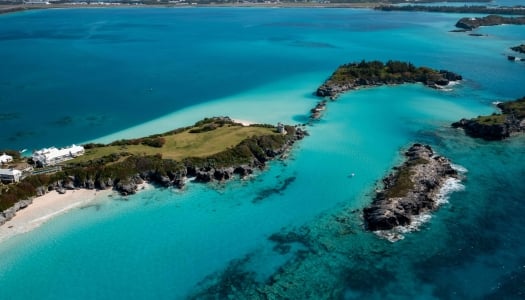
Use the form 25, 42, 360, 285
376, 5, 525, 15
455, 15, 525, 30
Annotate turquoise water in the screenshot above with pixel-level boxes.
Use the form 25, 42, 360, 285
0, 8, 524, 299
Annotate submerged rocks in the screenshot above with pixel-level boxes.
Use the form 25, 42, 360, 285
363, 144, 460, 231
310, 100, 327, 120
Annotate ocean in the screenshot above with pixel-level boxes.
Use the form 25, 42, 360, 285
0, 7, 524, 299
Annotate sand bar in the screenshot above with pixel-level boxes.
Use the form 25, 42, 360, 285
0, 188, 113, 243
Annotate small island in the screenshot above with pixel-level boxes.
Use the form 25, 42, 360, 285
0, 117, 306, 226
316, 60, 461, 99
452, 96, 525, 140
455, 15, 525, 31
363, 144, 460, 232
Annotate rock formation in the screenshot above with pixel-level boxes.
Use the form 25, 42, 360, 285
455, 15, 525, 31
452, 96, 525, 140
363, 144, 459, 231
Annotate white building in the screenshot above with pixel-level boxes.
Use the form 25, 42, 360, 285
32, 144, 85, 167
0, 153, 13, 165
0, 168, 22, 183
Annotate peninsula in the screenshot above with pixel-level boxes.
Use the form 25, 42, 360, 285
455, 15, 525, 31
316, 60, 461, 99
452, 96, 525, 140
0, 117, 306, 226
363, 144, 460, 231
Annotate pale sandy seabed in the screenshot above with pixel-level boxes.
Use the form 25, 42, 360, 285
0, 183, 152, 243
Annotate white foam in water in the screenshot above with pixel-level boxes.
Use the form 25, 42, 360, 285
436, 177, 465, 205
376, 175, 465, 242
451, 163, 468, 174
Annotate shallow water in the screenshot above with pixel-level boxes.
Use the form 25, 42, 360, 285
0, 7, 524, 299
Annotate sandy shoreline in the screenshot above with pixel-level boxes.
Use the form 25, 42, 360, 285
0, 188, 113, 243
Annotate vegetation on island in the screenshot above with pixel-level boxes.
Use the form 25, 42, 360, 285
452, 96, 525, 140
363, 144, 459, 231
1, 117, 305, 211
316, 60, 461, 99
455, 15, 525, 31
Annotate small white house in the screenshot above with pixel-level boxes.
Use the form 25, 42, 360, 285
0, 153, 13, 165
0, 168, 22, 183
32, 144, 85, 167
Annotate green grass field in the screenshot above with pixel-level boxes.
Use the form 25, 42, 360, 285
70, 125, 278, 164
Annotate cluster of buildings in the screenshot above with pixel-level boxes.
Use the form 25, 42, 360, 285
31, 145, 85, 168
0, 144, 85, 184
0, 153, 22, 183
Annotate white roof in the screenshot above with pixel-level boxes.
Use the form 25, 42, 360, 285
0, 153, 13, 163
32, 145, 84, 162
0, 168, 22, 176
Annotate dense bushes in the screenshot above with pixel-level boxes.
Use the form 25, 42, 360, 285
328, 60, 448, 86
108, 136, 166, 148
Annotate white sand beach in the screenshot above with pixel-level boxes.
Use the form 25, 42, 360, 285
0, 189, 112, 243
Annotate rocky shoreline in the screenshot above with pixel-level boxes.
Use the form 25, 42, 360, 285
315, 60, 461, 100
0, 120, 307, 227
363, 144, 460, 232
452, 96, 525, 140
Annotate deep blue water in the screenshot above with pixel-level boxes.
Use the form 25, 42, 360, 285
0, 7, 524, 299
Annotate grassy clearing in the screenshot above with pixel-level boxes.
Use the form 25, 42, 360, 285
473, 114, 507, 125
70, 125, 278, 164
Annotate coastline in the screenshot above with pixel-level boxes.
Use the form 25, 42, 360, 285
0, 182, 153, 243
0, 188, 112, 243
0, 2, 379, 16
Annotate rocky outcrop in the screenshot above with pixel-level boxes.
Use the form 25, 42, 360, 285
114, 176, 143, 196
363, 144, 459, 231
511, 44, 525, 54
452, 97, 525, 140
310, 100, 327, 121
451, 117, 519, 140
0, 199, 33, 226
456, 15, 525, 31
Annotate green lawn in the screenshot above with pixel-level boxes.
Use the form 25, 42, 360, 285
474, 114, 507, 125
69, 125, 278, 164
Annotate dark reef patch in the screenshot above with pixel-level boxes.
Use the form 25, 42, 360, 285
290, 40, 338, 49
252, 176, 296, 203
51, 116, 74, 126
188, 254, 259, 300
7, 130, 37, 142
0, 113, 20, 122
